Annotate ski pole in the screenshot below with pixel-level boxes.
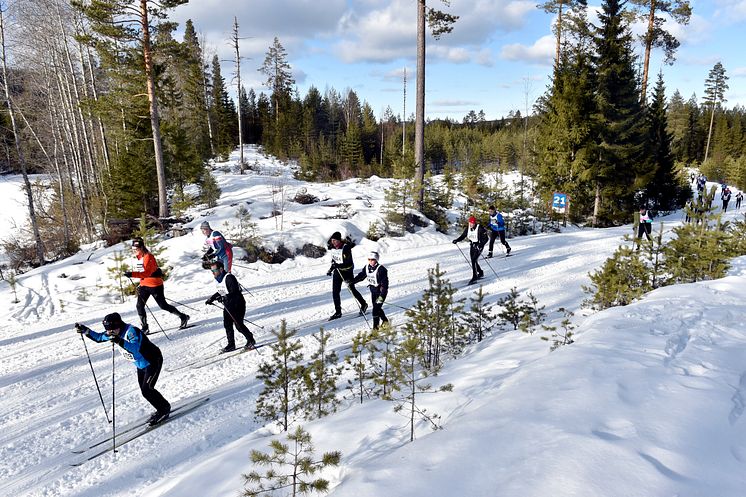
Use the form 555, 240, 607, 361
79, 331, 111, 423
210, 301, 264, 330
232, 262, 258, 272
335, 268, 371, 329
454, 243, 472, 267
480, 253, 500, 280
383, 301, 410, 311
128, 276, 172, 341
164, 296, 201, 312
111, 341, 117, 455
239, 283, 255, 298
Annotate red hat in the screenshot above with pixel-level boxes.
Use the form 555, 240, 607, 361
468, 216, 476, 224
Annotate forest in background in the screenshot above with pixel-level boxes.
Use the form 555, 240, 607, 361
0, 0, 744, 268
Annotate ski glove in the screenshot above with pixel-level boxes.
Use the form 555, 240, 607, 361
376, 297, 384, 304
123, 271, 132, 278
74, 323, 89, 334
109, 335, 123, 345
452, 239, 458, 244
152, 268, 163, 278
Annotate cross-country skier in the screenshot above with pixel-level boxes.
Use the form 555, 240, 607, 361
124, 237, 189, 334
636, 208, 653, 250
722, 187, 732, 212
200, 221, 233, 273
486, 206, 511, 258
326, 231, 367, 320
75, 313, 171, 425
453, 216, 488, 285
205, 260, 255, 353
736, 191, 743, 210
352, 251, 389, 330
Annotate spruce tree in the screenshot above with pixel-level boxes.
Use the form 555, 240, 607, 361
301, 328, 341, 420
372, 323, 399, 399
589, 0, 647, 225
643, 73, 688, 212
243, 425, 341, 497
210, 55, 238, 158
255, 320, 306, 431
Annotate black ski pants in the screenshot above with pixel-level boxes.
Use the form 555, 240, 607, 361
723, 199, 730, 212
370, 289, 388, 329
470, 243, 484, 280
737, 198, 742, 210
223, 302, 254, 348
137, 285, 183, 328
332, 269, 366, 314
488, 229, 510, 254
137, 351, 170, 414
636, 222, 652, 241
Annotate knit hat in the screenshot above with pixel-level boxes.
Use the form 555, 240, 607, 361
102, 312, 123, 331
368, 251, 379, 261
330, 231, 342, 241
131, 237, 145, 249
200, 221, 211, 230
468, 216, 476, 224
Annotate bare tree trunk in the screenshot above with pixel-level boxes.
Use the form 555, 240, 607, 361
593, 182, 601, 227
402, 66, 406, 156
555, 0, 564, 66
232, 17, 244, 172
704, 103, 716, 163
640, 0, 656, 104
140, 0, 168, 218
414, 0, 426, 211
0, 4, 44, 264
200, 34, 215, 157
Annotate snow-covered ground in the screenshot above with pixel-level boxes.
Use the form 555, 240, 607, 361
1, 146, 745, 496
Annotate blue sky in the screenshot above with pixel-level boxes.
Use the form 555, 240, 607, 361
172, 0, 746, 121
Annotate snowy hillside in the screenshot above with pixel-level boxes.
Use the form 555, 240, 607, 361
1, 146, 745, 497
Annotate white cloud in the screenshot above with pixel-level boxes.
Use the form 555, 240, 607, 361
333, 0, 536, 64
500, 35, 554, 66
714, 0, 746, 23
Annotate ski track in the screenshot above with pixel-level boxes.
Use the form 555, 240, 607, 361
0, 198, 690, 496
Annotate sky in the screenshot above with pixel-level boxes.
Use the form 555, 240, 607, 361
169, 0, 744, 122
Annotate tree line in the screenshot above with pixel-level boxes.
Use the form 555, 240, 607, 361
1, 0, 744, 268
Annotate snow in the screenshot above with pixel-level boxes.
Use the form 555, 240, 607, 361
1, 146, 745, 496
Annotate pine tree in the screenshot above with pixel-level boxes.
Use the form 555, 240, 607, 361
344, 328, 379, 404
403, 264, 464, 369
107, 250, 132, 303
496, 287, 524, 330
541, 308, 576, 351
199, 168, 221, 208
461, 286, 496, 342
703, 62, 729, 163
387, 334, 453, 442
243, 425, 341, 497
301, 328, 340, 420
255, 320, 306, 431
517, 292, 546, 334
372, 323, 399, 399
583, 241, 652, 309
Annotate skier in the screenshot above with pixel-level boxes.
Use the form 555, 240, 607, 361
124, 237, 189, 334
453, 216, 488, 285
326, 231, 367, 320
684, 198, 693, 223
486, 205, 511, 258
736, 191, 743, 210
205, 260, 255, 353
696, 174, 707, 194
200, 221, 233, 273
722, 187, 732, 212
636, 208, 653, 250
75, 313, 171, 425
352, 251, 389, 330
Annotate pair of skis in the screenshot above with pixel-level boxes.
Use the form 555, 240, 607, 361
70, 396, 210, 466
